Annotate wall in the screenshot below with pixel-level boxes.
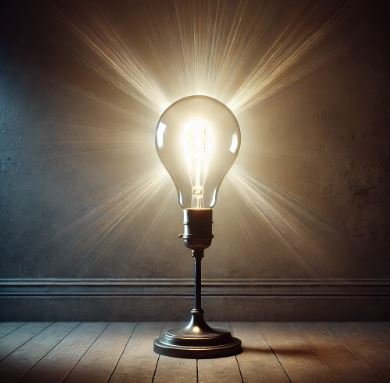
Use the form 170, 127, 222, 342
1, 0, 389, 320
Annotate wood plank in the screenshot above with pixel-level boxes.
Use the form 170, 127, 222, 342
232, 322, 289, 383
64, 322, 135, 383
21, 322, 108, 383
328, 322, 390, 382
154, 355, 196, 383
0, 322, 25, 338
293, 322, 380, 383
198, 356, 242, 383
153, 322, 196, 383
260, 322, 340, 383
109, 322, 161, 383
0, 322, 78, 382
197, 322, 242, 383
0, 322, 52, 360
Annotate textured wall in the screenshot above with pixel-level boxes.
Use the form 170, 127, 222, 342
0, 0, 389, 319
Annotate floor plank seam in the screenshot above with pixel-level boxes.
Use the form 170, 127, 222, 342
61, 322, 109, 383
0, 323, 26, 340
150, 354, 160, 383
328, 324, 389, 382
107, 322, 138, 383
16, 322, 81, 383
228, 322, 244, 383
0, 322, 54, 362
234, 355, 244, 383
337, 340, 385, 382
196, 358, 198, 383
261, 332, 292, 383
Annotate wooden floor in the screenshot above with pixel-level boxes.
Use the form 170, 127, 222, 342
0, 322, 389, 382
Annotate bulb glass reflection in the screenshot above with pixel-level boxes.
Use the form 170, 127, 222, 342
155, 95, 241, 208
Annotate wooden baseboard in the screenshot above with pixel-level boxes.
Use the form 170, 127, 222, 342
1, 278, 390, 296
1, 278, 389, 320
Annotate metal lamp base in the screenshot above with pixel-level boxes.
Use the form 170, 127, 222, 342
154, 309, 242, 358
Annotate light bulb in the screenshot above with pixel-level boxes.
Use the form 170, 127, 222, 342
155, 95, 241, 208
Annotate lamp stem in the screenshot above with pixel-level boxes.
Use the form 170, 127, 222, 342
193, 249, 204, 311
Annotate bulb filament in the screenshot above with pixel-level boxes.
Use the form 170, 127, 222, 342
183, 119, 211, 208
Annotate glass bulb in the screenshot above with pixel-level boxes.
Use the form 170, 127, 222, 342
155, 95, 241, 208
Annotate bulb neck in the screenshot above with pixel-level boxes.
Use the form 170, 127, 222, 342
180, 208, 213, 250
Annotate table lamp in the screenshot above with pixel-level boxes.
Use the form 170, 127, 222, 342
153, 95, 242, 358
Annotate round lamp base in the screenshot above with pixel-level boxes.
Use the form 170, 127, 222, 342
154, 310, 242, 358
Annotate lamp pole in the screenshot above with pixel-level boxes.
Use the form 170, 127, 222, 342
193, 249, 203, 312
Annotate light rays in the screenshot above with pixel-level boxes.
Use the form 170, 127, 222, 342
53, 167, 169, 272
132, 190, 174, 261
54, 4, 169, 113
227, 166, 342, 276
52, 0, 351, 115
138, 0, 350, 113
52, 81, 146, 120
44, 0, 353, 272
30, 119, 153, 163
141, 0, 272, 103
228, 1, 351, 112
53, 0, 351, 114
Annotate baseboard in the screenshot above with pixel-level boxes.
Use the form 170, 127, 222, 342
1, 278, 389, 320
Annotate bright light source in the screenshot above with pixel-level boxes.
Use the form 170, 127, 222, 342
182, 119, 211, 208
155, 95, 241, 209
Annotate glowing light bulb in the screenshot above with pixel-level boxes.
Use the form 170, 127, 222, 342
155, 95, 241, 208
